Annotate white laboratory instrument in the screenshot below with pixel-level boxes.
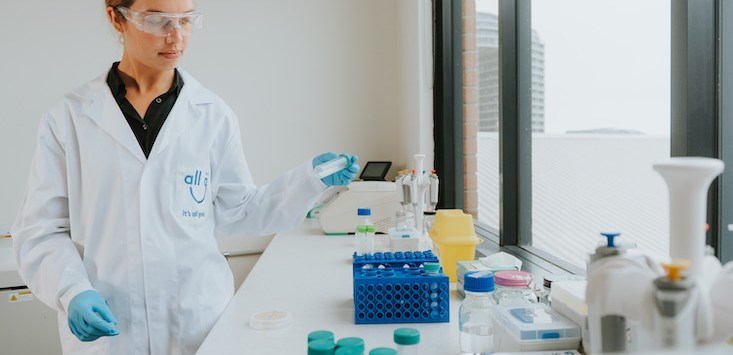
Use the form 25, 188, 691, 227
318, 181, 400, 234
0, 236, 61, 354
653, 157, 724, 285
652, 263, 699, 350
585, 234, 676, 354
393, 154, 439, 250
584, 157, 724, 354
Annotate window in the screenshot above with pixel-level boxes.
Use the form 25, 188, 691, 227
474, 0, 501, 234
437, 0, 733, 272
530, 0, 671, 269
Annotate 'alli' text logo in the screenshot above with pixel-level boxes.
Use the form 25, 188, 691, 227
184, 170, 209, 204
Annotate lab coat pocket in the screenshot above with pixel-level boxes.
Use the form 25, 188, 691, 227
174, 167, 212, 227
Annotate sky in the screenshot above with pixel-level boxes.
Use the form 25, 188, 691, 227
476, 0, 671, 135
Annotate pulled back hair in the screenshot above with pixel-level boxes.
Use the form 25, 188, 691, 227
106, 0, 135, 21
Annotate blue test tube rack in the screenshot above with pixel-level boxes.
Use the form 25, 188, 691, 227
352, 251, 450, 324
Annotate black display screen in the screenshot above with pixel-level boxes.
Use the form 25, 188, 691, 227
360, 161, 391, 181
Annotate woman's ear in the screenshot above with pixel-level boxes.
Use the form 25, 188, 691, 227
106, 7, 125, 34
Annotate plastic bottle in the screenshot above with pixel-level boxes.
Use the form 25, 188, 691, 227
393, 327, 419, 355
459, 271, 496, 354
366, 224, 376, 255
314, 154, 351, 179
356, 208, 372, 256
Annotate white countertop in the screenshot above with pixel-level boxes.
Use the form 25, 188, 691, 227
197, 219, 460, 354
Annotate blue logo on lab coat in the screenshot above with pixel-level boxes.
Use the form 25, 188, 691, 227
184, 170, 209, 204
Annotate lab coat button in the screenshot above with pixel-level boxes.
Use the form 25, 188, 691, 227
142, 124, 148, 130
155, 98, 162, 104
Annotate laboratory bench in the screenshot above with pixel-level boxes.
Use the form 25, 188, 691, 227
197, 219, 461, 354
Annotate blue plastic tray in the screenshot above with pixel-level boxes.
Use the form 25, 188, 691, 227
352, 251, 450, 324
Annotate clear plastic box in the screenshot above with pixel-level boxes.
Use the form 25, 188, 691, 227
492, 303, 581, 352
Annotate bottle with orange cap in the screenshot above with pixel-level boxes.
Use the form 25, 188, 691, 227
652, 260, 698, 350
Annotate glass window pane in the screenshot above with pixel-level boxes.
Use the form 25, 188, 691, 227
530, 0, 671, 269
475, 0, 500, 233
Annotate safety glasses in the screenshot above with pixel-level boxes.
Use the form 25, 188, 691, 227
116, 7, 203, 37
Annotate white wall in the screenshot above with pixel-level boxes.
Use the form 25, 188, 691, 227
0, 0, 432, 232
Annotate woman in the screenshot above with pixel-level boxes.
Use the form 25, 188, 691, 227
10, 0, 359, 354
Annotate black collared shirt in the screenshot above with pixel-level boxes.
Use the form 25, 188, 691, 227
106, 62, 184, 158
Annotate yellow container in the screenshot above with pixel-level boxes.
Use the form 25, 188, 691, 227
428, 210, 481, 282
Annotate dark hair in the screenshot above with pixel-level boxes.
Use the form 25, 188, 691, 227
106, 0, 135, 21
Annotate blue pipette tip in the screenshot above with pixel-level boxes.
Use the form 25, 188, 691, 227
600, 232, 621, 247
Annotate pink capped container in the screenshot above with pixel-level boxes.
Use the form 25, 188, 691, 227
493, 271, 537, 306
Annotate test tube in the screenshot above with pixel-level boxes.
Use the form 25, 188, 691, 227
314, 155, 350, 179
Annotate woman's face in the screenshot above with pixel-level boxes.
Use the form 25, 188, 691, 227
109, 0, 196, 72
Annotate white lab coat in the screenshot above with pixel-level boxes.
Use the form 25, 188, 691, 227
11, 69, 327, 355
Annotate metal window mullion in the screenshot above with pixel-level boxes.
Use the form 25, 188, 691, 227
718, 0, 733, 263
433, 0, 464, 210
671, 0, 721, 255
499, 0, 532, 246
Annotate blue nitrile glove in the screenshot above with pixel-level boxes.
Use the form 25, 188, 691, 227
312, 152, 360, 186
67, 290, 120, 342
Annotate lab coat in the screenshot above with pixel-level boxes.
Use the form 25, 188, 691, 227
11, 69, 327, 355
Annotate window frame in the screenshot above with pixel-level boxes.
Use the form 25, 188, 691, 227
434, 0, 733, 272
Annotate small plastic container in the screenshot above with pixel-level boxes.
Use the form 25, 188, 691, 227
309, 339, 336, 355
308, 330, 335, 344
492, 303, 581, 352
369, 348, 397, 355
388, 227, 419, 252
428, 210, 481, 282
493, 271, 537, 306
537, 274, 585, 305
336, 337, 365, 354
423, 262, 441, 276
335, 347, 363, 355
314, 154, 351, 179
248, 310, 293, 330
393, 328, 420, 354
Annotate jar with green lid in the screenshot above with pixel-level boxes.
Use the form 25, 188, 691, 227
308, 330, 335, 344
393, 328, 420, 355
308, 339, 336, 355
369, 348, 397, 355
335, 346, 363, 355
336, 337, 365, 355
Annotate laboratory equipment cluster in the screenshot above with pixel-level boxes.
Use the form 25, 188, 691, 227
312, 155, 733, 354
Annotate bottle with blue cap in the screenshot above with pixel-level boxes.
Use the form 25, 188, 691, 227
459, 270, 496, 354
356, 208, 374, 256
